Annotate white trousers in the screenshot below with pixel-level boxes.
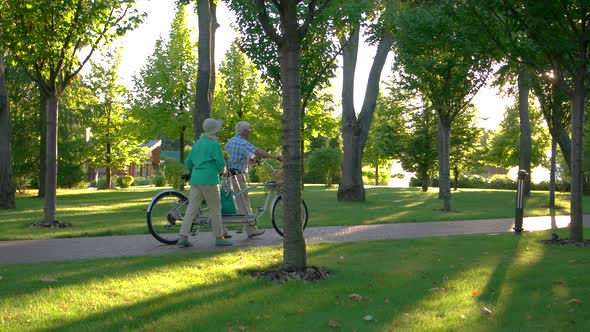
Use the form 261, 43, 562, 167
230, 173, 259, 235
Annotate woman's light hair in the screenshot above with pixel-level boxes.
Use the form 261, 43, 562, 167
235, 121, 251, 135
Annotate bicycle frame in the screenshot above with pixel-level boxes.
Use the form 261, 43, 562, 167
146, 159, 307, 244
194, 178, 281, 227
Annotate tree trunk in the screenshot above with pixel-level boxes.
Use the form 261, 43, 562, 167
106, 142, 112, 189
179, 126, 186, 191
437, 119, 443, 199
0, 52, 15, 209
420, 170, 429, 192
42, 92, 58, 224
194, 0, 212, 140
453, 167, 459, 191
338, 28, 363, 201
517, 70, 532, 195
569, 67, 585, 241
209, 0, 218, 98
38, 88, 48, 198
549, 136, 556, 209
338, 29, 393, 201
556, 126, 571, 171
438, 115, 451, 211
278, 36, 306, 271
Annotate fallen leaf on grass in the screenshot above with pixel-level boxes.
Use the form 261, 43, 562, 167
363, 315, 375, 321
481, 306, 492, 315
348, 293, 363, 301
255, 313, 271, 320
328, 319, 341, 328
567, 298, 583, 305
429, 287, 440, 292
39, 277, 57, 283
471, 290, 479, 296
127, 316, 134, 321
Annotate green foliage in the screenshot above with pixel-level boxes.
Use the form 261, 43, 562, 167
450, 106, 485, 179
117, 175, 135, 188
152, 174, 167, 187
0, 0, 144, 93
364, 93, 405, 170
305, 147, 341, 187
5, 59, 39, 192
131, 4, 196, 145
485, 101, 551, 169
162, 158, 186, 190
225, 1, 342, 100
85, 49, 148, 180
133, 177, 151, 186
362, 168, 390, 186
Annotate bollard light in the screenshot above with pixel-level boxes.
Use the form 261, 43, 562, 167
513, 170, 528, 234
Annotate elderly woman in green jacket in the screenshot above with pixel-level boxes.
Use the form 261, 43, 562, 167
178, 118, 233, 247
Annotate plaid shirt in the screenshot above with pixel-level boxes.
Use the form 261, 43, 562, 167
225, 134, 257, 172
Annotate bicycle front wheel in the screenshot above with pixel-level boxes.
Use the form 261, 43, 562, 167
271, 195, 308, 237
147, 190, 188, 244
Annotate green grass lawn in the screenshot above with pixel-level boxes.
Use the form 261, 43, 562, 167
0, 229, 588, 331
0, 185, 587, 240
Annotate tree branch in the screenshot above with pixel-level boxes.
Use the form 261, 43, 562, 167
256, 0, 282, 45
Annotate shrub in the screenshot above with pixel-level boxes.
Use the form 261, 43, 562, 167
457, 175, 490, 189
163, 158, 186, 189
72, 180, 89, 189
531, 181, 550, 191
96, 177, 108, 189
13, 175, 30, 194
133, 177, 151, 186
489, 174, 516, 190
118, 175, 134, 188
57, 164, 86, 188
152, 174, 166, 187
305, 147, 341, 186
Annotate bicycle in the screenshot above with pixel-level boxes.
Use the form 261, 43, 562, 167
146, 160, 309, 245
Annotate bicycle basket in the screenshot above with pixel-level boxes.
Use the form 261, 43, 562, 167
272, 168, 284, 188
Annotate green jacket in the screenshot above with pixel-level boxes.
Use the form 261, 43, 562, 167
185, 136, 226, 185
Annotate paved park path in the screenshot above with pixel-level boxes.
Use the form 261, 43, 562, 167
1, 215, 589, 265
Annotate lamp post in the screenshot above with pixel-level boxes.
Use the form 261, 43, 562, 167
514, 170, 528, 234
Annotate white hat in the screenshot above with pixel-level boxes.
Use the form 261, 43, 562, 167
202, 118, 222, 135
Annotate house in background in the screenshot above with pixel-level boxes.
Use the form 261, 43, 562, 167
129, 139, 162, 178
86, 139, 162, 183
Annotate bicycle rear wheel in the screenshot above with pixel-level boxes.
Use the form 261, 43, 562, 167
147, 190, 188, 244
271, 195, 308, 237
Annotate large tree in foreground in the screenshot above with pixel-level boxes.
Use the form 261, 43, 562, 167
227, 0, 335, 271
0, 0, 143, 225
0, 51, 15, 209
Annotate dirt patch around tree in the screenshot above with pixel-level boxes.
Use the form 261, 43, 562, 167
253, 265, 332, 283
540, 234, 590, 247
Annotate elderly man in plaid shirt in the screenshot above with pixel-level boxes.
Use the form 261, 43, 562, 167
225, 121, 282, 238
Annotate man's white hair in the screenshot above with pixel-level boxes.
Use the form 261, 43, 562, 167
235, 121, 251, 135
